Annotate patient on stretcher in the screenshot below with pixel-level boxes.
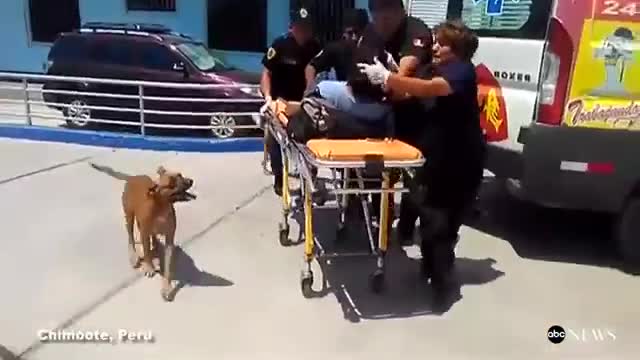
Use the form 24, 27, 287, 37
286, 46, 396, 142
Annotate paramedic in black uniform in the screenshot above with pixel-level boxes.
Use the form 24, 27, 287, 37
356, 0, 434, 224
260, 8, 322, 195
358, 19, 485, 305
304, 8, 370, 87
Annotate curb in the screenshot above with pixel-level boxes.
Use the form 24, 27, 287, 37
0, 125, 263, 153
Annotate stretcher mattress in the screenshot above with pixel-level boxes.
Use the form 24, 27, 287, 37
306, 139, 423, 162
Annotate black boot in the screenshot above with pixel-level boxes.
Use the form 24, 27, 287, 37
273, 174, 283, 197
429, 240, 459, 312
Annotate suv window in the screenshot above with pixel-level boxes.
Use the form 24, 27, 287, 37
49, 36, 88, 61
446, 0, 554, 40
89, 39, 135, 66
137, 43, 176, 70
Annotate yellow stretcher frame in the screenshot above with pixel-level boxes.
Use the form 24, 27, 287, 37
263, 100, 426, 297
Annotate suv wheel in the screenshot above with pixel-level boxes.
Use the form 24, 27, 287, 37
616, 195, 640, 269
64, 98, 92, 129
210, 114, 237, 138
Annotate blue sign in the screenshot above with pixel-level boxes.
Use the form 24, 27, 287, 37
485, 0, 504, 16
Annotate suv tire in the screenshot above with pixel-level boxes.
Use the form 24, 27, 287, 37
210, 114, 241, 139
616, 195, 640, 268
63, 97, 93, 129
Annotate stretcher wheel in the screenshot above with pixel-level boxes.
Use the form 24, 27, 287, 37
278, 223, 290, 246
369, 270, 385, 294
301, 272, 314, 298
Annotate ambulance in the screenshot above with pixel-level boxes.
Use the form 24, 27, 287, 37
408, 0, 640, 265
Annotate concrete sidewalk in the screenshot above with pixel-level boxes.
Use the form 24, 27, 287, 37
0, 138, 638, 360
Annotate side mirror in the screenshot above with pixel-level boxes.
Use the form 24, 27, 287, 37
172, 62, 188, 77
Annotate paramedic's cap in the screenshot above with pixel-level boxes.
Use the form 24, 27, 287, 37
368, 0, 404, 12
343, 8, 370, 32
291, 7, 313, 27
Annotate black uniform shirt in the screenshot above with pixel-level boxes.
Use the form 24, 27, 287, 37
424, 60, 485, 170
262, 34, 322, 101
308, 39, 356, 81
358, 16, 433, 66
358, 16, 434, 144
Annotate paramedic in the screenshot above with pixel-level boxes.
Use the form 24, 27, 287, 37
260, 8, 322, 196
357, 0, 434, 221
305, 8, 370, 87
358, 19, 486, 301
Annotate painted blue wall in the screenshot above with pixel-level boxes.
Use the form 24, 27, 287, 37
0, 0, 292, 74
0, 0, 373, 74
0, 0, 50, 73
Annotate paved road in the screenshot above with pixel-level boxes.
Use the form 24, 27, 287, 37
0, 138, 638, 360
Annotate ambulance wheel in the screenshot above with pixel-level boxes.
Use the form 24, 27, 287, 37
616, 196, 640, 269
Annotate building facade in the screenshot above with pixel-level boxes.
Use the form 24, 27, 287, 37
1, 0, 370, 74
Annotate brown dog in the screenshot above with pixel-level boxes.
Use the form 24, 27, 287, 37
89, 163, 196, 301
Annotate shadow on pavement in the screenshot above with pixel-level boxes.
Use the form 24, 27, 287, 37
468, 178, 639, 275
290, 206, 505, 322
165, 246, 234, 301
0, 344, 21, 360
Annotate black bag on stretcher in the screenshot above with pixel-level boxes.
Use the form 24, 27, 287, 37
285, 96, 395, 143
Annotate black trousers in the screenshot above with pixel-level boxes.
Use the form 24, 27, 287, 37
267, 132, 283, 185
416, 153, 485, 281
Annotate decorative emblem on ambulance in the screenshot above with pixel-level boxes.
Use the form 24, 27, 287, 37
475, 64, 508, 142
591, 27, 638, 97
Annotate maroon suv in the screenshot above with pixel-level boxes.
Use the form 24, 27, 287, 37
43, 22, 262, 138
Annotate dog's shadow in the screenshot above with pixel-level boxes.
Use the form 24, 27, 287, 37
158, 246, 234, 301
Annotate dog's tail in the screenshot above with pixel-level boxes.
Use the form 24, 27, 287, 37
89, 162, 131, 181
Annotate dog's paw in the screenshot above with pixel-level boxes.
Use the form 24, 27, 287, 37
140, 262, 156, 278
128, 250, 141, 269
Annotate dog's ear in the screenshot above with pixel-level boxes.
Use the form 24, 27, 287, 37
147, 184, 158, 198
157, 166, 167, 175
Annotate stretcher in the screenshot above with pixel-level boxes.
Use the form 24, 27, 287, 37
263, 99, 426, 297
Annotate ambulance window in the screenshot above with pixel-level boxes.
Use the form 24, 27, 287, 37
443, 0, 554, 40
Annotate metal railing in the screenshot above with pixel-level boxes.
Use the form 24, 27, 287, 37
0, 72, 264, 138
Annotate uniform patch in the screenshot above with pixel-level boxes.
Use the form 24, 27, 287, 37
267, 47, 276, 60
413, 38, 425, 47
299, 8, 308, 18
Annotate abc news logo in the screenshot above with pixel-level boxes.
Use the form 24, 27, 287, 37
547, 325, 616, 344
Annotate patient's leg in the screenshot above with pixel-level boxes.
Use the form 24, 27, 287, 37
317, 81, 390, 124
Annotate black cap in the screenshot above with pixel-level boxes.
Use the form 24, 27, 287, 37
368, 0, 404, 12
291, 7, 313, 26
343, 8, 369, 32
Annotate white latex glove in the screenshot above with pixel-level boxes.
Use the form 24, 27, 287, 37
385, 52, 399, 72
259, 95, 272, 115
357, 57, 391, 86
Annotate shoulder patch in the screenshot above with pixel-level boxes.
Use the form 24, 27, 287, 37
267, 47, 276, 60
413, 38, 425, 48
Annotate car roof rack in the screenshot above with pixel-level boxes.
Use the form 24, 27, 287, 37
81, 22, 173, 34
